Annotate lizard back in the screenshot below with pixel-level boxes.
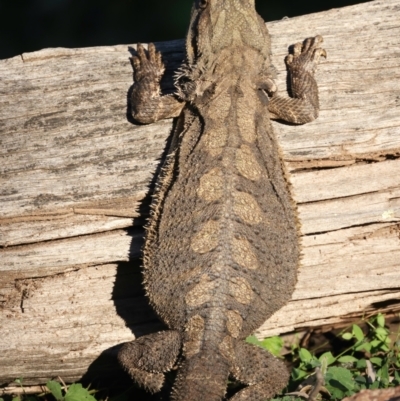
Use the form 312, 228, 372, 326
143, 44, 298, 400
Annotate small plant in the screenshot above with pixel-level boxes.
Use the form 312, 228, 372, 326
1, 378, 97, 401
246, 335, 284, 357
46, 380, 97, 401
253, 313, 400, 400
5, 378, 38, 401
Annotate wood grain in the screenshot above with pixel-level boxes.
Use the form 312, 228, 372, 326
1, 0, 400, 385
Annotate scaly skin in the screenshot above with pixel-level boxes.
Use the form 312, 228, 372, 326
118, 1, 326, 400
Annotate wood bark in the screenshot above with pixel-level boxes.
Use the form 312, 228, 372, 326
1, 0, 400, 386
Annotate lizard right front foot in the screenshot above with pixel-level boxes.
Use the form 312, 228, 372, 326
129, 43, 183, 123
131, 43, 165, 88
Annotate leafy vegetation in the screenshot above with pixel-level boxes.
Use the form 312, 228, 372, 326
46, 381, 97, 401
266, 313, 400, 400
0, 379, 97, 401
1, 314, 398, 401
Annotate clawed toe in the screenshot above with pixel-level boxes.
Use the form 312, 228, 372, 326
286, 35, 326, 73
302, 35, 323, 52
131, 43, 165, 83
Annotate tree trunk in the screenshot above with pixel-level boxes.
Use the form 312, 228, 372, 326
1, 0, 400, 386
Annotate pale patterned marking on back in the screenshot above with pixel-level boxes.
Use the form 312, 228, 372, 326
218, 335, 234, 360
233, 191, 263, 225
184, 314, 205, 358
235, 144, 263, 181
197, 167, 224, 202
191, 220, 219, 254
237, 93, 256, 143
232, 237, 259, 270
203, 127, 228, 157
208, 85, 232, 118
210, 9, 227, 48
229, 276, 253, 304
185, 274, 216, 307
203, 93, 231, 157
176, 265, 205, 284
226, 310, 243, 338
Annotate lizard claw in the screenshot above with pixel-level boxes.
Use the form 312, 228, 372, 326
131, 43, 165, 84
286, 35, 326, 74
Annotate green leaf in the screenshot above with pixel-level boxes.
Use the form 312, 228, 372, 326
370, 381, 380, 389
370, 340, 384, 352
356, 359, 367, 369
377, 363, 390, 386
376, 314, 385, 327
370, 357, 382, 366
375, 327, 388, 337
47, 380, 63, 401
259, 336, 283, 357
326, 385, 345, 400
325, 374, 349, 401
394, 370, 400, 385
375, 327, 389, 343
319, 351, 336, 366
65, 384, 96, 401
310, 358, 321, 369
338, 355, 358, 364
352, 325, 364, 342
246, 335, 262, 347
382, 344, 390, 352
354, 375, 367, 385
355, 342, 371, 352
298, 347, 313, 363
342, 332, 353, 340
327, 367, 355, 391
380, 344, 390, 352
12, 397, 20, 401
291, 367, 308, 381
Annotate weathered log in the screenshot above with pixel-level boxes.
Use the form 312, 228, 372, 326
0, 0, 399, 385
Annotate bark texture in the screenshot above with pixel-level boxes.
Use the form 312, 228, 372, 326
0, 0, 400, 385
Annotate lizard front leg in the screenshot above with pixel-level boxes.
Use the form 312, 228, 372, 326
268, 35, 326, 124
130, 43, 184, 124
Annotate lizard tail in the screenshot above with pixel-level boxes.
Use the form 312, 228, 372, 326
170, 303, 234, 399
171, 351, 231, 401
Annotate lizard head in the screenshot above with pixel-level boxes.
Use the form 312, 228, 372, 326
185, 0, 270, 65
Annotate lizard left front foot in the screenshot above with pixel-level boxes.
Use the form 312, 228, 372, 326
267, 35, 326, 123
286, 35, 327, 77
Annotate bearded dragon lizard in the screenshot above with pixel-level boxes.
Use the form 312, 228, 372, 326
118, 0, 326, 400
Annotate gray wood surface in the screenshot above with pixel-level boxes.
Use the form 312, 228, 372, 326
0, 0, 399, 385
